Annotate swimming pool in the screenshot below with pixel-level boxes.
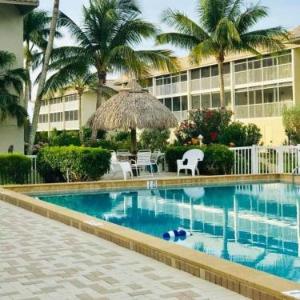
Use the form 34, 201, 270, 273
35, 182, 300, 283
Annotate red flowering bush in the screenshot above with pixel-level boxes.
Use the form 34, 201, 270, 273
175, 109, 233, 145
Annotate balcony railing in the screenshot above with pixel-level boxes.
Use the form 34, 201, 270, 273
234, 63, 292, 86
191, 74, 231, 92
155, 81, 188, 96
234, 100, 293, 119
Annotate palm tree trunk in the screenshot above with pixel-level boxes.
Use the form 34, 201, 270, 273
78, 92, 83, 142
217, 55, 226, 109
91, 71, 106, 140
28, 0, 60, 154
131, 128, 137, 154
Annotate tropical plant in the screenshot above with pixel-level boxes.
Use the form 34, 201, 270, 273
0, 51, 28, 125
139, 129, 170, 151
23, 10, 62, 110
175, 109, 233, 145
157, 0, 288, 107
28, 0, 61, 154
283, 106, 300, 144
46, 0, 176, 122
219, 122, 261, 147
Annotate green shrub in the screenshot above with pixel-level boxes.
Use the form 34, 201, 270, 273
219, 122, 262, 147
83, 139, 118, 150
139, 129, 170, 151
35, 131, 49, 144
0, 154, 31, 184
37, 146, 111, 183
49, 130, 81, 146
165, 144, 234, 175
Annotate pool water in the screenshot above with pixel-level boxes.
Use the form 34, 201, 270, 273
35, 182, 300, 282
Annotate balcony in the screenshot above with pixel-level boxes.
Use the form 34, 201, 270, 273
191, 74, 231, 92
155, 81, 187, 97
234, 100, 293, 119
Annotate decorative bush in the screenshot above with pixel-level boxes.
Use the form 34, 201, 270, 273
283, 106, 300, 144
83, 139, 118, 150
49, 130, 81, 146
37, 146, 111, 183
175, 109, 233, 145
139, 129, 170, 151
165, 144, 234, 175
219, 122, 262, 147
0, 154, 31, 184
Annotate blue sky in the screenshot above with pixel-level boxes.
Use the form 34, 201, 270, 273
39, 0, 300, 56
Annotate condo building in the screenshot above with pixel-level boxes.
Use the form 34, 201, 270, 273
37, 27, 300, 145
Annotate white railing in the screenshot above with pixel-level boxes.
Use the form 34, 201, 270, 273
191, 74, 230, 92
234, 101, 293, 119
26, 155, 41, 184
231, 145, 300, 175
155, 81, 188, 96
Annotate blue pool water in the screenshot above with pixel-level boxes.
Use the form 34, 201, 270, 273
34, 182, 300, 282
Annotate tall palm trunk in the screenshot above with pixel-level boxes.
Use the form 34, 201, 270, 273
130, 128, 137, 154
28, 0, 60, 154
92, 71, 106, 140
217, 54, 225, 109
78, 91, 83, 142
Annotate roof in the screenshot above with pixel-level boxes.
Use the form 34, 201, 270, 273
0, 0, 39, 14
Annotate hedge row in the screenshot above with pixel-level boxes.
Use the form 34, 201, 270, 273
37, 146, 111, 183
0, 154, 31, 184
165, 144, 234, 175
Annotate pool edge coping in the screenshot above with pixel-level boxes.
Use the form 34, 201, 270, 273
1, 173, 300, 300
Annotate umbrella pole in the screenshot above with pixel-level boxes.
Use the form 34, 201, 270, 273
130, 128, 137, 154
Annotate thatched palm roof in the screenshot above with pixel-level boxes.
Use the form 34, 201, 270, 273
88, 80, 178, 131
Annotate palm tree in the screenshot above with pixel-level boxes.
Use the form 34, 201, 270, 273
23, 10, 63, 111
28, 0, 61, 154
49, 0, 176, 111
157, 0, 288, 108
0, 51, 28, 125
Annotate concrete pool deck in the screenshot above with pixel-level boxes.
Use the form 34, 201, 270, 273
0, 200, 247, 300
2, 174, 300, 300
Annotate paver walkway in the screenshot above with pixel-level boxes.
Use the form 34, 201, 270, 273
0, 201, 247, 300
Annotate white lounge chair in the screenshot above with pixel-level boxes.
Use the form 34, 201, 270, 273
110, 151, 119, 173
177, 149, 204, 177
119, 162, 133, 180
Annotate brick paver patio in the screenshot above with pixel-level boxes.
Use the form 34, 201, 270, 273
0, 201, 247, 300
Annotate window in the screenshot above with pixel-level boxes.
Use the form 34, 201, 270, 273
38, 114, 48, 123
181, 96, 188, 111
156, 77, 163, 86
192, 95, 200, 109
212, 93, 221, 108
165, 98, 172, 110
235, 60, 247, 72
211, 65, 218, 77
173, 97, 181, 111
65, 94, 77, 102
64, 110, 79, 121
264, 87, 277, 103
225, 92, 231, 107
235, 90, 248, 106
201, 94, 211, 108
191, 69, 200, 80
201, 67, 210, 78
223, 63, 230, 74
181, 72, 187, 82
263, 57, 274, 67
278, 54, 292, 65
279, 85, 293, 101
164, 76, 171, 85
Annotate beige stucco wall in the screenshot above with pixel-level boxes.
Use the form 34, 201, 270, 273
238, 117, 286, 145
81, 91, 97, 126
0, 4, 24, 153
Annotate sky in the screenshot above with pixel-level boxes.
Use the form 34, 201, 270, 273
38, 0, 300, 56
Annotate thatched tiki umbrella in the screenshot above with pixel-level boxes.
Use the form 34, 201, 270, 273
88, 80, 178, 153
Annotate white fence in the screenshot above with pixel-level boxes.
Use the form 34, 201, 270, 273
231, 145, 300, 175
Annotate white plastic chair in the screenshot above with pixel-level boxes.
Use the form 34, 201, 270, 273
110, 151, 119, 173
177, 149, 204, 177
132, 151, 154, 176
119, 162, 133, 180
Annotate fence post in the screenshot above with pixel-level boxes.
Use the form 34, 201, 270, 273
277, 146, 284, 174
297, 145, 300, 170
251, 145, 259, 174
